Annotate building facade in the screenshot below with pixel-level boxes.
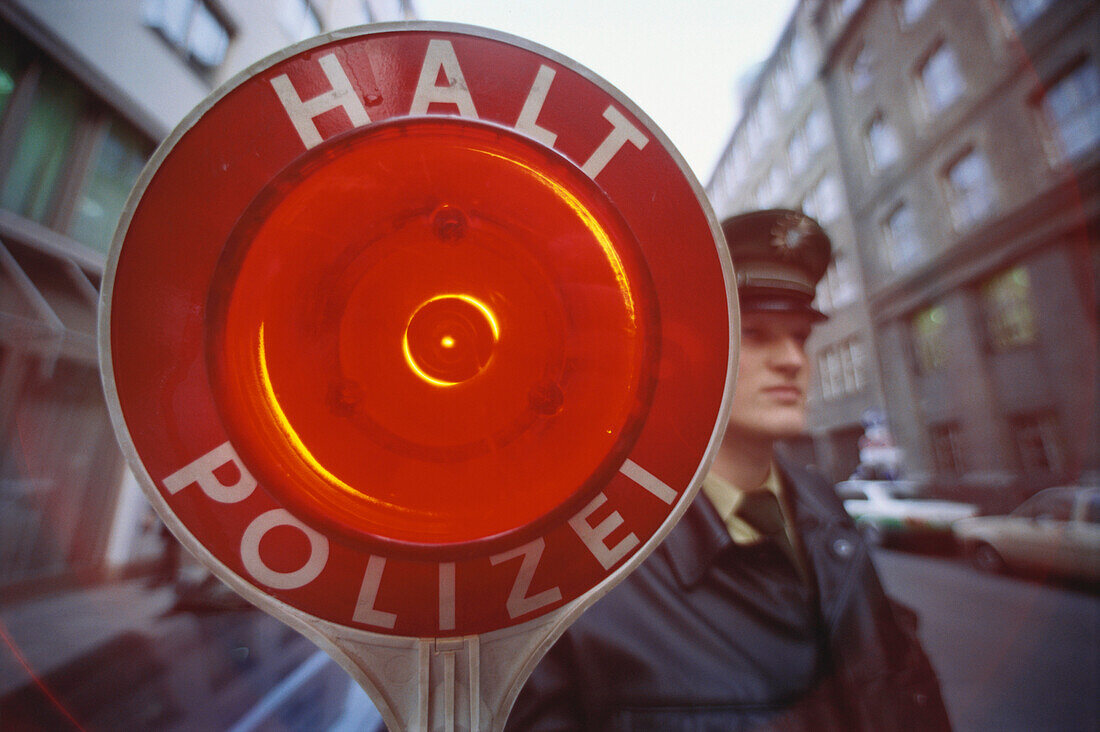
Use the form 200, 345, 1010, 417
708, 0, 1099, 502
0, 0, 415, 595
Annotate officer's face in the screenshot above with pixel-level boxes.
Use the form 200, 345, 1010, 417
727, 311, 813, 441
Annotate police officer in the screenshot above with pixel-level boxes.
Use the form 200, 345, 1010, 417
507, 209, 950, 730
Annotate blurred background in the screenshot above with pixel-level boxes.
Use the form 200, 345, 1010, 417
0, 0, 1096, 730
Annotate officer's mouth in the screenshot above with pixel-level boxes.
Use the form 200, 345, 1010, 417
763, 386, 803, 403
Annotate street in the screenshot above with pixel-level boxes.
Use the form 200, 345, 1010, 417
232, 548, 1100, 731
873, 549, 1100, 732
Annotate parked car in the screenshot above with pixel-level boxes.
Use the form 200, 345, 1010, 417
952, 485, 1100, 583
835, 480, 979, 547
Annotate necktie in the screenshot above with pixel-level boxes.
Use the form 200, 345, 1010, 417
736, 491, 799, 571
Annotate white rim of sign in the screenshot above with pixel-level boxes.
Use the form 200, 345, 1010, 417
98, 21, 738, 731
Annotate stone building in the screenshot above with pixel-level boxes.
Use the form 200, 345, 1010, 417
708, 0, 1098, 503
0, 0, 415, 595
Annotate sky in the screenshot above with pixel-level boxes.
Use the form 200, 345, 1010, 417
412, 0, 799, 183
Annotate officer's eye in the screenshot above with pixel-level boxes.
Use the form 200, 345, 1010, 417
743, 327, 767, 342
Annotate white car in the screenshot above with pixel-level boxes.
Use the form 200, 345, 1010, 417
836, 480, 979, 547
952, 485, 1100, 583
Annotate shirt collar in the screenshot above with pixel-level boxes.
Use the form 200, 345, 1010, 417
700, 465, 783, 544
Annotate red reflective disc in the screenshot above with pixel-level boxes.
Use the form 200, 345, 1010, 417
103, 25, 733, 636
206, 118, 659, 554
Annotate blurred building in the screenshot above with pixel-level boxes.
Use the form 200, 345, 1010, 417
0, 0, 415, 597
708, 0, 1099, 502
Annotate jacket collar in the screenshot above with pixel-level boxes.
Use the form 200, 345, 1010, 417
662, 490, 735, 589
662, 452, 837, 589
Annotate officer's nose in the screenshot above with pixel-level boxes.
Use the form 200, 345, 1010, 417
770, 335, 808, 375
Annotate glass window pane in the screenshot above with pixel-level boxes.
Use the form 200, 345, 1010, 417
851, 44, 873, 93
0, 29, 28, 120
850, 339, 867, 389
947, 150, 995, 227
278, 0, 321, 41
901, 0, 933, 25
807, 106, 830, 153
1044, 61, 1100, 161
912, 304, 947, 373
791, 33, 815, 84
68, 119, 151, 254
982, 266, 1036, 350
922, 44, 965, 113
886, 204, 921, 269
868, 116, 901, 171
144, 0, 194, 47
1, 67, 86, 224
188, 3, 229, 68
1006, 0, 1053, 26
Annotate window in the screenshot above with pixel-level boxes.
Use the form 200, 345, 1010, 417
900, 0, 933, 26
1004, 0, 1053, 27
1083, 494, 1100, 524
0, 31, 25, 120
866, 113, 901, 172
143, 0, 231, 70
850, 43, 874, 94
1040, 60, 1100, 162
788, 126, 810, 175
790, 32, 816, 85
1011, 412, 1065, 475
930, 423, 964, 474
818, 338, 867, 400
981, 266, 1037, 351
0, 67, 85, 224
823, 251, 859, 309
1015, 489, 1074, 521
835, 253, 859, 306
775, 61, 797, 111
912, 304, 947, 373
918, 43, 965, 114
278, 0, 322, 41
839, 0, 863, 19
806, 106, 830, 154
820, 349, 845, 400
761, 164, 786, 206
883, 203, 922, 270
803, 173, 842, 223
0, 33, 153, 252
849, 339, 867, 390
945, 148, 996, 228
68, 120, 152, 254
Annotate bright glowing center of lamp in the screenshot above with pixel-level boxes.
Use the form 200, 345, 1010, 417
403, 294, 499, 386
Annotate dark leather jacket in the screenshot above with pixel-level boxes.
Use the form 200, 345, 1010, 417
506, 456, 951, 731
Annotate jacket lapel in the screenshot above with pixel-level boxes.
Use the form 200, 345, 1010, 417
776, 456, 868, 635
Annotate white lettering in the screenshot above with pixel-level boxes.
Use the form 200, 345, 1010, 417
515, 64, 558, 147
439, 562, 456, 631
489, 538, 562, 619
353, 555, 398, 629
163, 441, 256, 503
409, 39, 478, 118
620, 460, 677, 504
581, 106, 649, 179
240, 509, 329, 590
270, 53, 371, 149
569, 492, 639, 570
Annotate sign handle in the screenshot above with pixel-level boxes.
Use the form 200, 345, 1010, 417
297, 603, 576, 731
